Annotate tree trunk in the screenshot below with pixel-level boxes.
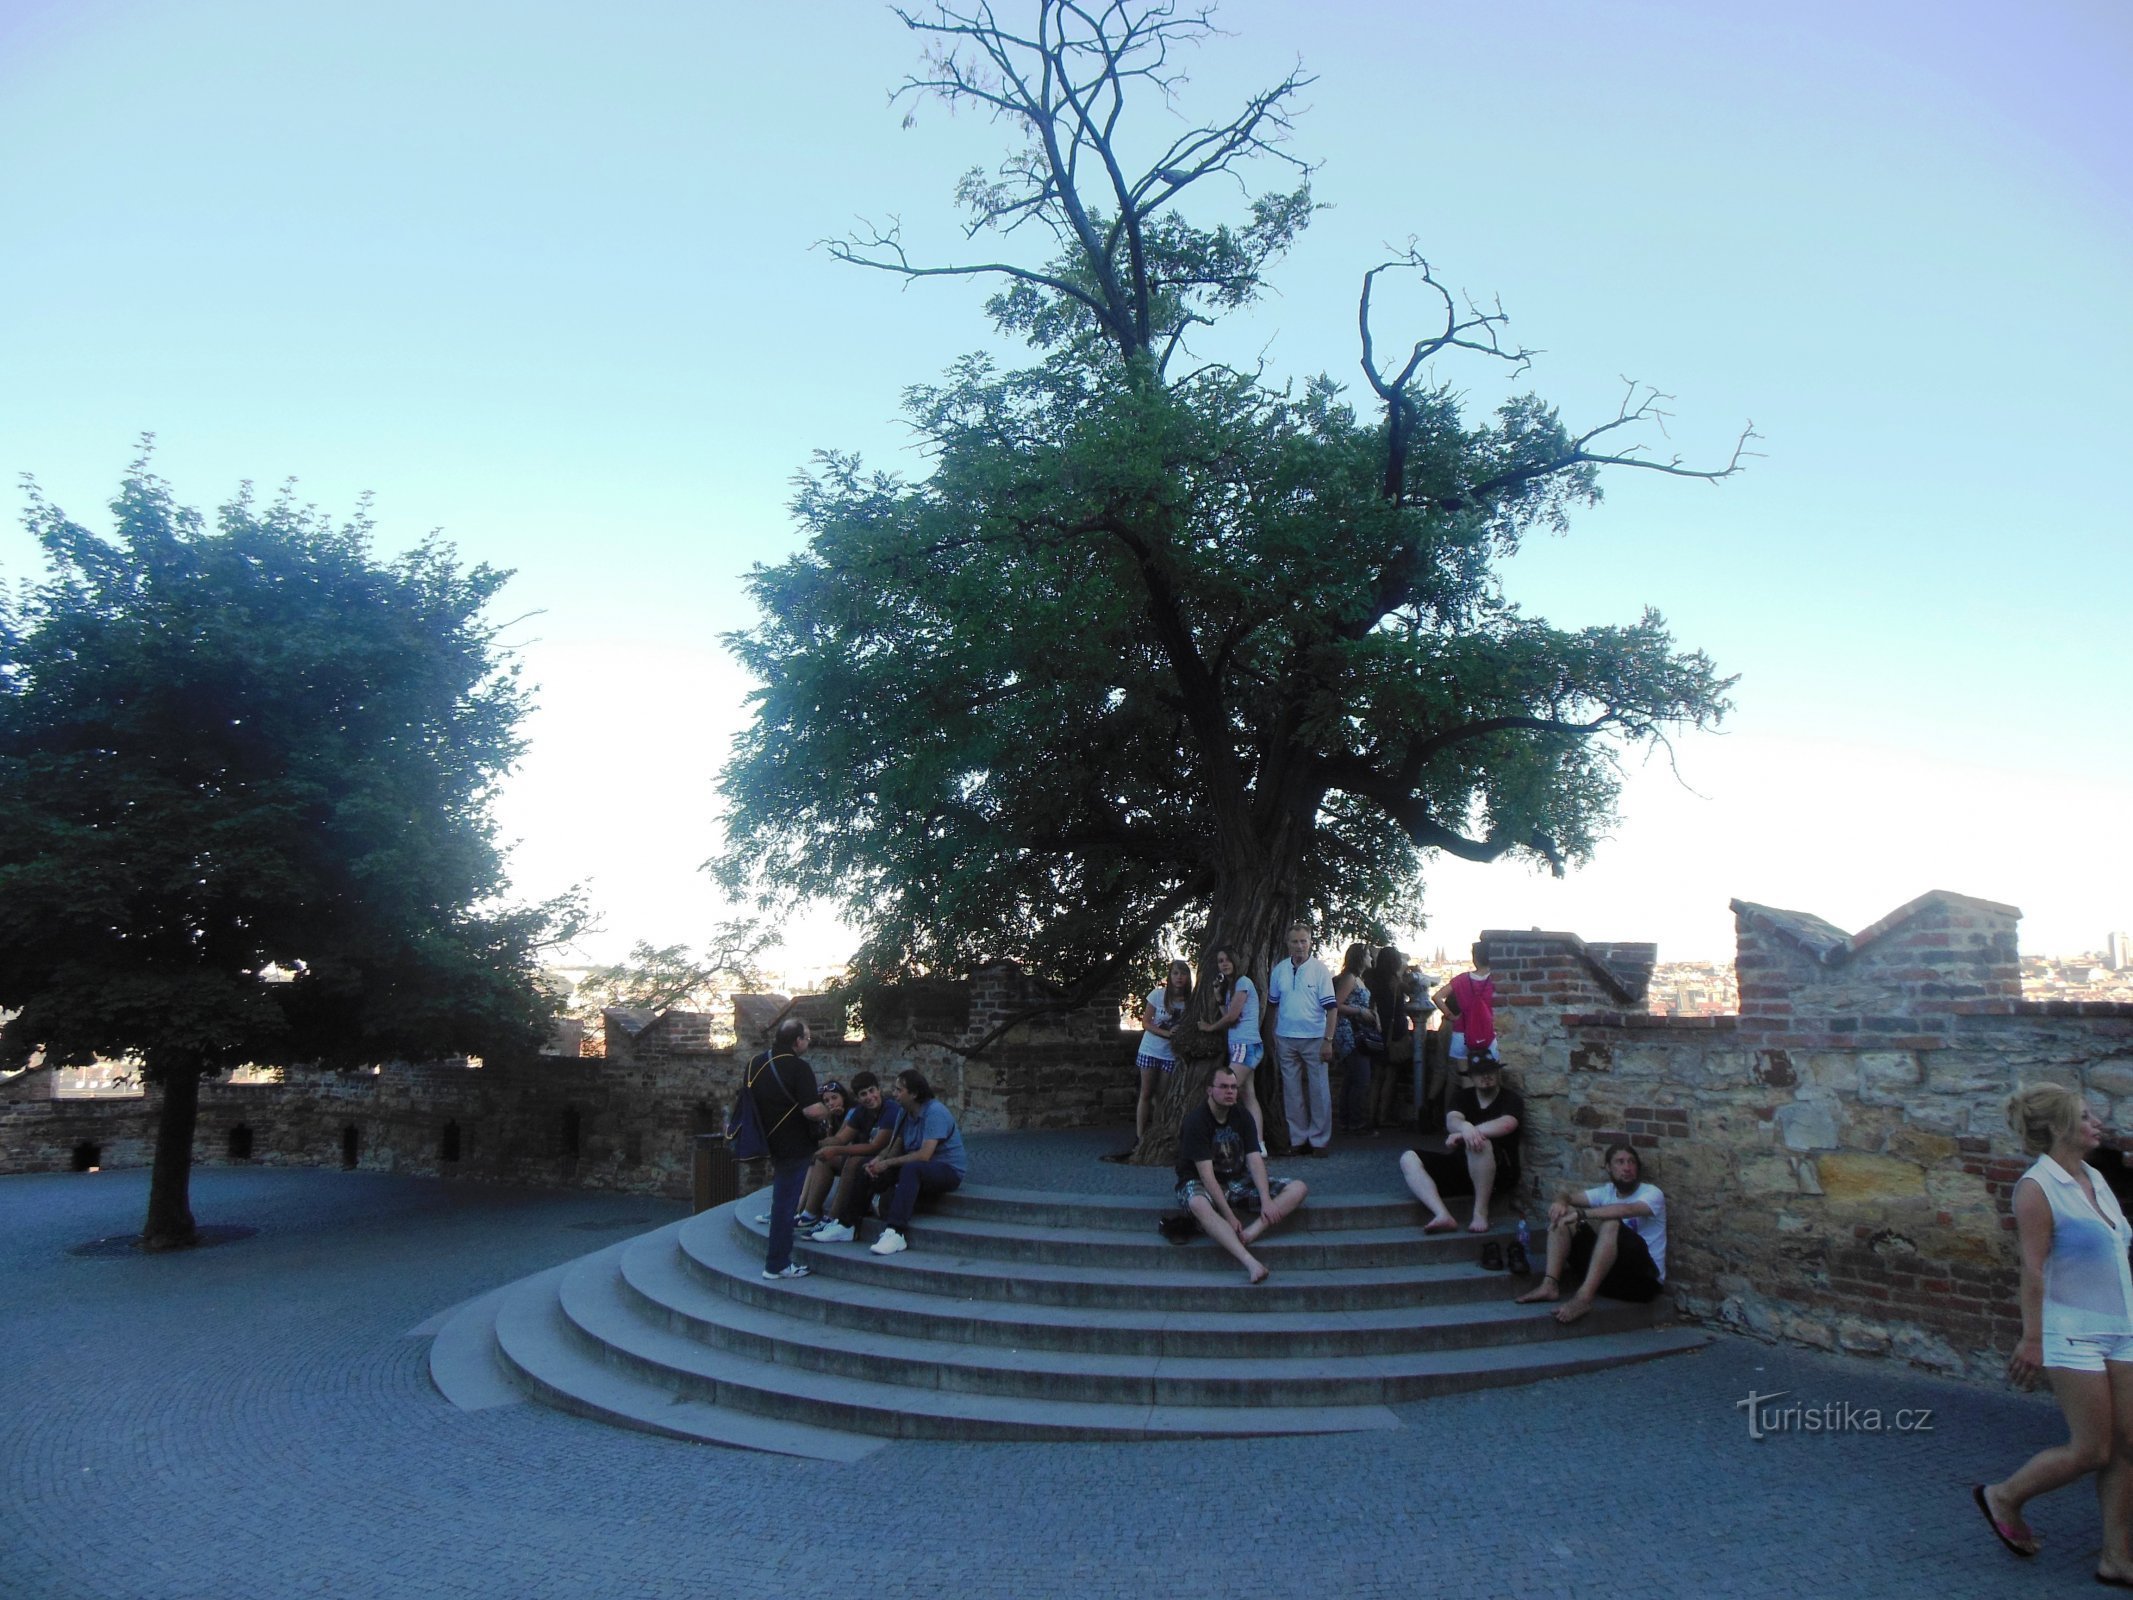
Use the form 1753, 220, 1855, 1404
1129, 857, 1298, 1164
140, 1062, 202, 1251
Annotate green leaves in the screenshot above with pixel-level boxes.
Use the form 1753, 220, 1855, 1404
0, 464, 562, 1078
724, 2, 1735, 1000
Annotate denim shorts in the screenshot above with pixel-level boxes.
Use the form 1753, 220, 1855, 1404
1176, 1174, 1293, 1213
2044, 1329, 2133, 1371
1229, 1041, 1264, 1070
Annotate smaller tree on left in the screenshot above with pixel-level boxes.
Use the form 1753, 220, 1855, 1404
0, 455, 569, 1248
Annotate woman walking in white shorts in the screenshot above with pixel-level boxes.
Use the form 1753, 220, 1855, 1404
1976, 1082, 2133, 1583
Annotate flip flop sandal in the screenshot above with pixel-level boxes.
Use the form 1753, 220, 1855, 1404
1972, 1484, 2038, 1558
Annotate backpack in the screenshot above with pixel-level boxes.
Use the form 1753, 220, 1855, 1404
726, 1052, 802, 1160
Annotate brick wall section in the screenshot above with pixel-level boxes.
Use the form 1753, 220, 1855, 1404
1500, 889, 2131, 1379
1, 972, 1135, 1200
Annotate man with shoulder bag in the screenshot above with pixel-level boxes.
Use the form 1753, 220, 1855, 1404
734, 1016, 829, 1280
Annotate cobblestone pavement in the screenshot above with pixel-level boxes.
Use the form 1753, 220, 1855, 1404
0, 1138, 2098, 1600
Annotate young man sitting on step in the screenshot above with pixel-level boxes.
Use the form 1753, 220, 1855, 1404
1515, 1143, 1668, 1324
1172, 1065, 1308, 1285
797, 1071, 903, 1234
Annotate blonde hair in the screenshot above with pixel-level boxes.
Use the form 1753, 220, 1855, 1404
2006, 1082, 2086, 1156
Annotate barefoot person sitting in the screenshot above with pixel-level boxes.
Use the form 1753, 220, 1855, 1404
1397, 1052, 1523, 1235
1516, 1143, 1666, 1323
1173, 1065, 1307, 1284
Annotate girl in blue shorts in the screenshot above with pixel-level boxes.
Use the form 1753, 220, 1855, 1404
1135, 960, 1194, 1145
1197, 946, 1267, 1155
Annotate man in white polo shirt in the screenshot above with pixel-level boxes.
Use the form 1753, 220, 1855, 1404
1267, 921, 1339, 1156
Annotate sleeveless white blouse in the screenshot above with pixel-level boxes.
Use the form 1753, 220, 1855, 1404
2023, 1155, 2133, 1340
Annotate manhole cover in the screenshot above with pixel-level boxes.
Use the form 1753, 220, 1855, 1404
568, 1216, 656, 1232
68, 1224, 259, 1258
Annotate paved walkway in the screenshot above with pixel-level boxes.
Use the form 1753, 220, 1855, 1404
0, 1134, 2099, 1599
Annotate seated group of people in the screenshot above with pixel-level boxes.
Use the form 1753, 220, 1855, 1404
743, 1017, 966, 1280
1399, 1052, 1667, 1321
750, 1014, 1664, 1326
1172, 1053, 1668, 1324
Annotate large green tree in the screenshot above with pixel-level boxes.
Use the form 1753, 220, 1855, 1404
0, 458, 568, 1247
719, 3, 1747, 1153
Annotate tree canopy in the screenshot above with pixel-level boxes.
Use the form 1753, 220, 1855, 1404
0, 456, 566, 1244
562, 918, 775, 1046
718, 3, 1746, 1103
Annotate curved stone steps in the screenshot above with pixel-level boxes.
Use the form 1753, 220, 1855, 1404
674, 1205, 1656, 1359
434, 1178, 1708, 1455
483, 1231, 885, 1461
626, 1226, 1669, 1387
550, 1240, 1407, 1442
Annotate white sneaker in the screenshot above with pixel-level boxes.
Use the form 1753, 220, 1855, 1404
761, 1263, 811, 1280
869, 1228, 908, 1256
752, 1211, 770, 1224
810, 1221, 854, 1243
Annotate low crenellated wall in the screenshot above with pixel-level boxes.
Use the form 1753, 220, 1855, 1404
1490, 890, 2133, 1380
0, 961, 1138, 1200
13, 891, 2123, 1382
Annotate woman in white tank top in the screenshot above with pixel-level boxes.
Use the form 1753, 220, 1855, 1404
1976, 1083, 2133, 1582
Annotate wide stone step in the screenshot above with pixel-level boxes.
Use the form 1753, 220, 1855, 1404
485, 1233, 886, 1462
551, 1245, 1409, 1442
676, 1208, 1655, 1358
810, 1209, 1492, 1271
930, 1183, 1431, 1234
695, 1211, 1511, 1311
626, 1230, 1665, 1389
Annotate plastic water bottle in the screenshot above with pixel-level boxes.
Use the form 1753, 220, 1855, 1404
1515, 1217, 1531, 1270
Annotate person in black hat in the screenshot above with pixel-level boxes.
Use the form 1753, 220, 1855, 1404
1396, 1051, 1524, 1235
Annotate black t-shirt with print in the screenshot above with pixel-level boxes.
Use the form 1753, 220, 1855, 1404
1175, 1103, 1258, 1188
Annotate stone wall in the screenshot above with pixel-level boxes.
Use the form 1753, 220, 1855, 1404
1496, 890, 2133, 1380
0, 968, 1136, 1200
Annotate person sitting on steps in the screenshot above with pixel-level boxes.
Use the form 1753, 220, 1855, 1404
813, 1068, 965, 1254
1397, 1051, 1524, 1235
797, 1071, 902, 1234
1516, 1143, 1667, 1324
1172, 1065, 1308, 1284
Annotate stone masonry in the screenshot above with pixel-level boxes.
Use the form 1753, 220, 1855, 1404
0, 961, 1137, 1201
10, 889, 2129, 1382
1493, 889, 2133, 1380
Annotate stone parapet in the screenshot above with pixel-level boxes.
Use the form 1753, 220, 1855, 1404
2, 967, 1136, 1198
1494, 890, 2132, 1381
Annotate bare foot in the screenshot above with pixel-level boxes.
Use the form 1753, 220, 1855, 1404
1515, 1275, 1560, 1304
1240, 1218, 1267, 1244
1466, 1216, 1490, 1234
1423, 1215, 1459, 1234
1246, 1262, 1270, 1285
1554, 1296, 1596, 1325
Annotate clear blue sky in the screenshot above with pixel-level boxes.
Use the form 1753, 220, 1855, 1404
2, 0, 2127, 969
